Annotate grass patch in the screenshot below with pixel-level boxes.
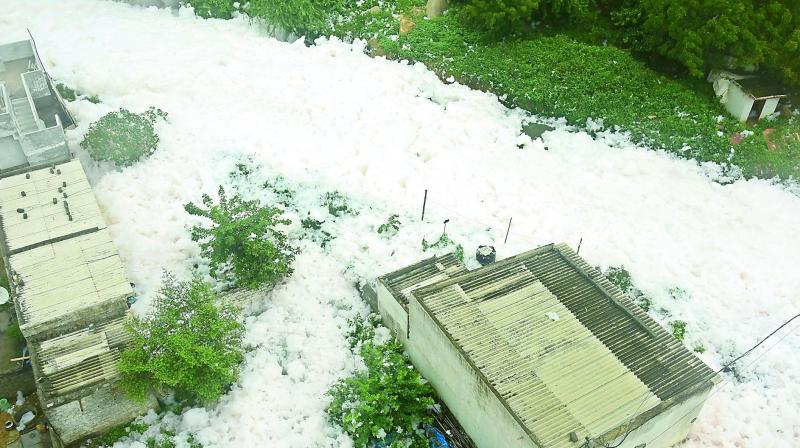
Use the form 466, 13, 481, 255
333, 2, 799, 180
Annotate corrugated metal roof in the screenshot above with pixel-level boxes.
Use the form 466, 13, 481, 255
379, 253, 467, 306
0, 160, 106, 252
31, 315, 131, 402
522, 244, 717, 402
10, 228, 132, 329
408, 243, 718, 447
415, 263, 660, 447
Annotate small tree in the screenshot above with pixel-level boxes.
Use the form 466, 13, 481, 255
118, 274, 244, 404
80, 107, 167, 167
328, 319, 435, 447
185, 186, 296, 289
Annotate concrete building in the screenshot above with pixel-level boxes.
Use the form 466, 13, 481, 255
0, 161, 152, 447
0, 39, 74, 176
709, 70, 788, 122
377, 244, 719, 448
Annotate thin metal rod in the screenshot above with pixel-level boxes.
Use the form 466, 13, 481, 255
577, 237, 583, 254
421, 189, 428, 221
504, 217, 512, 244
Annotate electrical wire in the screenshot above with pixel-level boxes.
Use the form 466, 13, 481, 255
604, 311, 800, 448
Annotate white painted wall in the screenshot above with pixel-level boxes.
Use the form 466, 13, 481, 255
406, 295, 538, 448
376, 281, 409, 342
759, 97, 781, 120
726, 84, 755, 122
610, 385, 714, 448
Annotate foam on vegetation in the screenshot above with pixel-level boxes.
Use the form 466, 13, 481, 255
1, 1, 799, 447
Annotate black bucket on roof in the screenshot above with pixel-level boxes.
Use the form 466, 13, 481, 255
476, 245, 496, 266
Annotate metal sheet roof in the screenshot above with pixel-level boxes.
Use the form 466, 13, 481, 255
0, 160, 106, 252
31, 315, 130, 402
379, 253, 467, 306
9, 228, 132, 329
410, 243, 718, 447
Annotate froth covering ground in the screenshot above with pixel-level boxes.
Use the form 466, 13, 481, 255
2, 1, 799, 447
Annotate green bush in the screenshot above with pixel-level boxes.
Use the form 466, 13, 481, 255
596, 0, 800, 90
185, 186, 297, 289
422, 233, 464, 262
246, 0, 343, 37
183, 0, 238, 19
118, 274, 244, 404
327, 340, 435, 447
460, 0, 593, 34
377, 8, 799, 179
81, 107, 167, 168
670, 320, 687, 341
377, 214, 401, 236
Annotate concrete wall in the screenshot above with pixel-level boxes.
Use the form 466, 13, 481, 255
0, 41, 34, 63
609, 385, 714, 448
406, 295, 538, 448
376, 281, 409, 342
46, 385, 156, 446
726, 84, 754, 122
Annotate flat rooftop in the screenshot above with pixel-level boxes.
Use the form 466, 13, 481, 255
0, 161, 132, 335
0, 160, 106, 252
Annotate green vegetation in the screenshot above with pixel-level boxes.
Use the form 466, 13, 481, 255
331, 1, 800, 179
84, 421, 149, 448
55, 82, 77, 102
693, 343, 706, 354
377, 214, 401, 236
248, 0, 343, 37
0, 254, 10, 292
422, 233, 464, 262
327, 318, 435, 447
118, 274, 244, 404
183, 0, 238, 19
185, 0, 799, 179
4, 321, 23, 345
323, 191, 355, 217
630, 0, 800, 90
601, 266, 653, 311
81, 107, 167, 168
185, 186, 297, 289
670, 320, 687, 341
461, 0, 593, 34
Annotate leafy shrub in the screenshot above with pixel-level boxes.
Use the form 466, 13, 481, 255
647, 0, 800, 89
246, 0, 343, 37
422, 233, 464, 262
601, 266, 653, 311
185, 186, 297, 289
345, 314, 382, 349
323, 191, 355, 217
183, 0, 238, 19
670, 320, 687, 341
55, 83, 77, 102
118, 274, 244, 404
460, 0, 593, 34
81, 107, 167, 167
377, 214, 401, 236
327, 340, 434, 447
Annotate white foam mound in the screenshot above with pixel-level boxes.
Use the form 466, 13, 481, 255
2, 1, 799, 447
